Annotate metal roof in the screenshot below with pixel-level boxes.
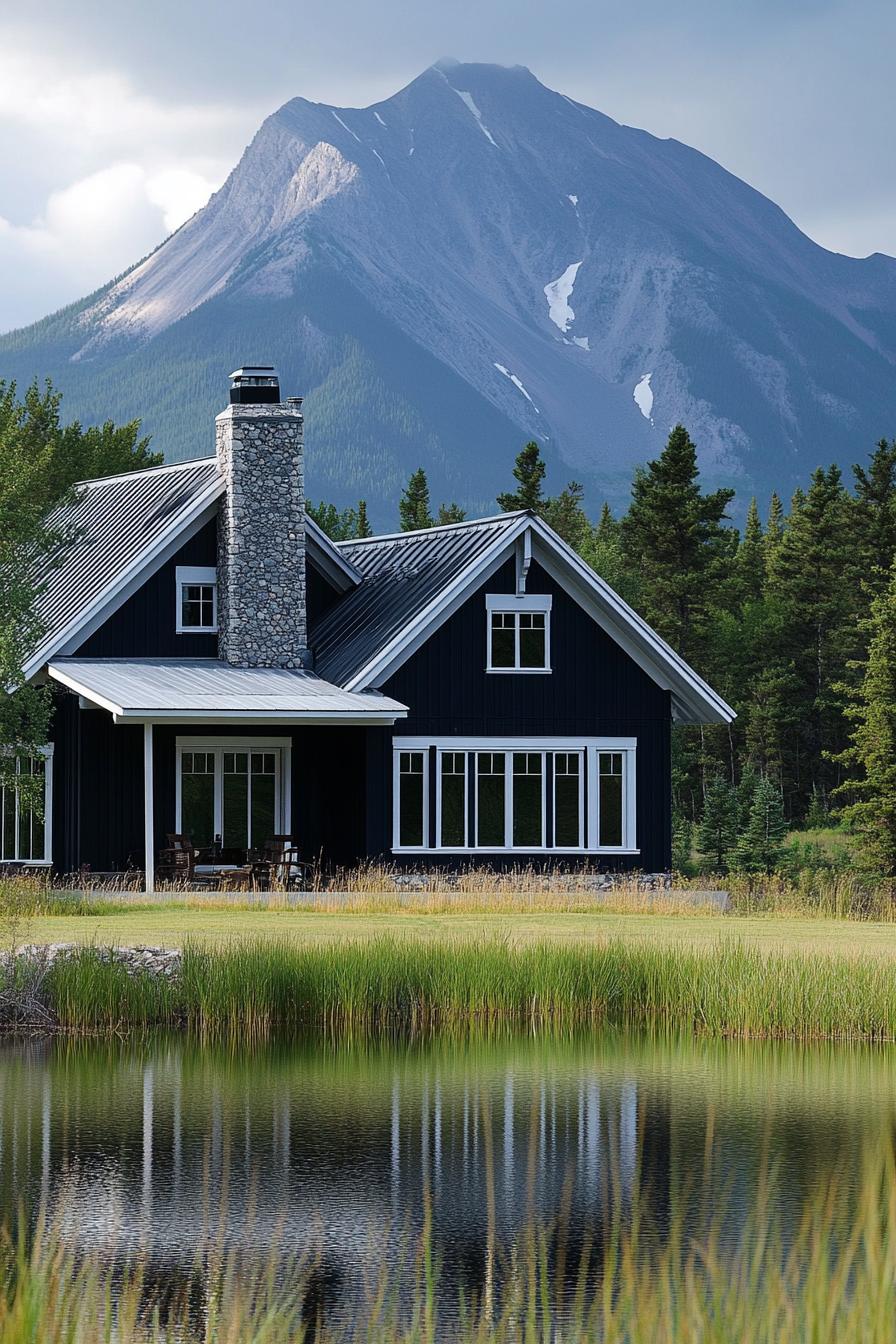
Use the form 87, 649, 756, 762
48, 659, 407, 724
25, 460, 224, 679
312, 514, 525, 685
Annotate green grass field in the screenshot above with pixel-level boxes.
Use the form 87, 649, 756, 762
22, 905, 896, 959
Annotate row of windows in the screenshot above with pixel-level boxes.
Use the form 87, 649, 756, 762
394, 743, 633, 853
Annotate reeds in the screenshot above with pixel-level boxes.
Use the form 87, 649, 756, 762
39, 936, 896, 1039
3, 1141, 896, 1341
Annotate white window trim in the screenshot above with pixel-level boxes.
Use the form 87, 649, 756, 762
436, 749, 468, 849
392, 737, 637, 855
485, 593, 552, 674
552, 749, 585, 850
392, 747, 431, 851
0, 745, 53, 866
175, 736, 291, 844
176, 565, 218, 634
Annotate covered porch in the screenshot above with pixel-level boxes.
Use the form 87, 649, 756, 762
48, 659, 407, 889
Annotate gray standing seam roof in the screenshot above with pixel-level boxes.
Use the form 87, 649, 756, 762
311, 514, 524, 686
29, 460, 222, 670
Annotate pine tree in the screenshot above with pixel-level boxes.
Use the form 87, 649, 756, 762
355, 500, 373, 539
832, 562, 896, 876
696, 774, 739, 872
805, 785, 829, 830
541, 481, 592, 549
852, 439, 896, 589
736, 763, 760, 833
732, 775, 788, 874
764, 492, 785, 580
734, 497, 765, 605
436, 502, 467, 524
765, 466, 858, 811
671, 809, 694, 874
581, 503, 635, 601
497, 442, 547, 513
399, 468, 434, 531
620, 424, 735, 664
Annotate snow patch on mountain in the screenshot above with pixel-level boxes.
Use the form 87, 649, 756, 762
454, 90, 498, 146
495, 362, 539, 411
633, 373, 654, 422
571, 336, 590, 350
568, 194, 578, 206
544, 262, 582, 333
373, 111, 387, 127
331, 111, 361, 144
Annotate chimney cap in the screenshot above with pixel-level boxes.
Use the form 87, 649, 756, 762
229, 366, 281, 405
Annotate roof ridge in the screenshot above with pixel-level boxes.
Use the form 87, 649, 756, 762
336, 510, 528, 548
75, 455, 218, 490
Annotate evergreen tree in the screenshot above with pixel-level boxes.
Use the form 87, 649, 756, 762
732, 775, 788, 874
581, 503, 635, 601
307, 500, 361, 541
436, 502, 467, 525
399, 468, 434, 531
765, 466, 857, 810
805, 785, 829, 830
832, 563, 896, 875
620, 424, 735, 664
355, 500, 373, 539
541, 481, 593, 550
764, 492, 785, 579
497, 442, 546, 513
736, 763, 760, 833
734, 497, 765, 605
671, 809, 694, 874
852, 439, 896, 592
696, 774, 739, 872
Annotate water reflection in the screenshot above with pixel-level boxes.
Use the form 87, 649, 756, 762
0, 1031, 892, 1319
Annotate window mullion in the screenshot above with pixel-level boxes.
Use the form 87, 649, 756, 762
214, 748, 224, 842
504, 751, 513, 848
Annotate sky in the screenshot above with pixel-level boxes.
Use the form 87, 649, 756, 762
0, 0, 892, 333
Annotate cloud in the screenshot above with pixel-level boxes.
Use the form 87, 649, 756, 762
0, 163, 221, 331
0, 37, 248, 331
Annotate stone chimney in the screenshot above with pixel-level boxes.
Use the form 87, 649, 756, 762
215, 367, 307, 668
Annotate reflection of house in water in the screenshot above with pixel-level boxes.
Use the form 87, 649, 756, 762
0, 1039, 658, 1316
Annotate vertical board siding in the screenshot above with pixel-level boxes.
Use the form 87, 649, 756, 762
74, 520, 219, 659
379, 559, 673, 871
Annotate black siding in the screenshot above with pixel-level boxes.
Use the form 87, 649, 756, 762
74, 520, 219, 658
377, 558, 672, 870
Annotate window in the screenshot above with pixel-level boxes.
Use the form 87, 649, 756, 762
393, 739, 636, 853
176, 739, 288, 850
485, 595, 551, 672
439, 752, 467, 847
176, 566, 218, 633
0, 749, 53, 864
397, 751, 427, 848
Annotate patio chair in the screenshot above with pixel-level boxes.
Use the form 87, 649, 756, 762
156, 834, 195, 883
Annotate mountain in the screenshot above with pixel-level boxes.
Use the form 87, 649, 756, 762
3, 60, 896, 521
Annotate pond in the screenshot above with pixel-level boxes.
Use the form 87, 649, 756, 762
0, 1029, 892, 1325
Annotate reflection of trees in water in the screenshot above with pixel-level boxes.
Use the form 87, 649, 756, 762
0, 1033, 888, 1321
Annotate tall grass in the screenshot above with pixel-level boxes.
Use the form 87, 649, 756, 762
41, 936, 896, 1039
3, 1143, 896, 1341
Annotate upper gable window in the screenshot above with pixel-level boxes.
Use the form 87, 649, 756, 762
176, 566, 218, 634
485, 594, 552, 672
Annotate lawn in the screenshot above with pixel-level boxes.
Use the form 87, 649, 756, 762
22, 905, 896, 959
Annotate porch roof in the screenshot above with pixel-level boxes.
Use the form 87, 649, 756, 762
47, 658, 408, 724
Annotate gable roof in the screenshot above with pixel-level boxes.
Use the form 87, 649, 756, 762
312, 513, 525, 686
24, 459, 224, 682
23, 458, 359, 682
312, 511, 734, 726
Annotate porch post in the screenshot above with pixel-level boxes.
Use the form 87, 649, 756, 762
144, 723, 155, 893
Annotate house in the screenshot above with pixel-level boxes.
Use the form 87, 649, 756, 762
7, 368, 734, 885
